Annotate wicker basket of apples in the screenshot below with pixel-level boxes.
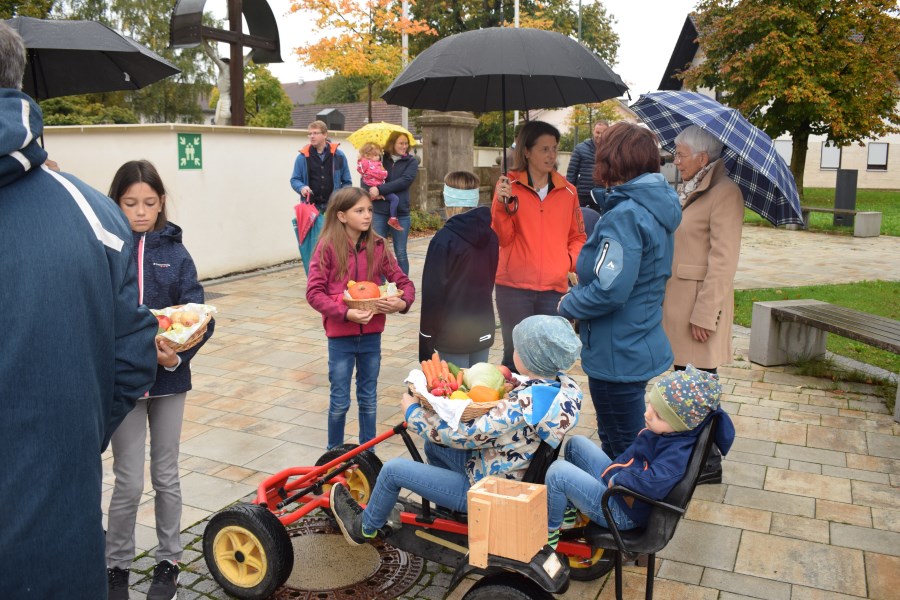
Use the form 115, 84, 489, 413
412, 352, 517, 421
152, 303, 216, 352
342, 280, 403, 312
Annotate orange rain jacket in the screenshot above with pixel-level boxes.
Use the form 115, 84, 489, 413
491, 169, 586, 294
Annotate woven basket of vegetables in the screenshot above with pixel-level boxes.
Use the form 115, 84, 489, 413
342, 280, 402, 313
413, 353, 515, 422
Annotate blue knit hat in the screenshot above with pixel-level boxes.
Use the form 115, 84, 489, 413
649, 365, 721, 432
512, 315, 581, 378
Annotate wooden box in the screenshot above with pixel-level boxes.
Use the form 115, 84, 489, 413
466, 477, 548, 567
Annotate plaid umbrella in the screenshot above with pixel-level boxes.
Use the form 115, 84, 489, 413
631, 91, 802, 226
347, 122, 417, 151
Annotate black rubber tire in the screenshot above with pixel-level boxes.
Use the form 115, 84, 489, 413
203, 503, 294, 600
463, 573, 554, 600
315, 444, 383, 509
567, 547, 615, 581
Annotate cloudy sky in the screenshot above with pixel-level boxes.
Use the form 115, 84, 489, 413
212, 0, 699, 97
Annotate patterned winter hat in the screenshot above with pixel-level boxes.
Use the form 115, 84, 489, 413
649, 365, 721, 432
512, 315, 581, 378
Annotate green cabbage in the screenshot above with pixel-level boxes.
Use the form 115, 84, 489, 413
462, 362, 506, 394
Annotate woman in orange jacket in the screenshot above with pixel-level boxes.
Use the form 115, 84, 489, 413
493, 120, 586, 372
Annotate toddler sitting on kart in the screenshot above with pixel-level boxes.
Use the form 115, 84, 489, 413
331, 315, 583, 545
544, 365, 735, 548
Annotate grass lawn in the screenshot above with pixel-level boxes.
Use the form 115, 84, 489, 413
743, 188, 900, 236
734, 280, 900, 374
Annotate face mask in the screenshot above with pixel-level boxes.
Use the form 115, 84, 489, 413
443, 185, 480, 207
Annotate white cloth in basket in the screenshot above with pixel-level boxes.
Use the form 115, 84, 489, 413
405, 369, 471, 430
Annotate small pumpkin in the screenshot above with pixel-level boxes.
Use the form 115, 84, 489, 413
347, 280, 381, 300
468, 385, 500, 403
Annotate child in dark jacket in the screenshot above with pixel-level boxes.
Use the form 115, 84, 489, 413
419, 171, 499, 367
306, 187, 415, 449
545, 365, 735, 547
105, 160, 215, 600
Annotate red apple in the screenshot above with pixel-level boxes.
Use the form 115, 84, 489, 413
497, 365, 513, 382
156, 315, 172, 334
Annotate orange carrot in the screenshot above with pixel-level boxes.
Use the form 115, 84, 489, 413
456, 370, 463, 388
421, 360, 434, 383
441, 360, 450, 382
432, 352, 441, 377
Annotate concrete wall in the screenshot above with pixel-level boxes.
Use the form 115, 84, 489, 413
43, 124, 364, 280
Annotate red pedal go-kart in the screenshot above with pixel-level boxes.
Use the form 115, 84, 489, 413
202, 423, 613, 600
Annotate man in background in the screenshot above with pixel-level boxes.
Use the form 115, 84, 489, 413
567, 120, 609, 209
0, 21, 158, 598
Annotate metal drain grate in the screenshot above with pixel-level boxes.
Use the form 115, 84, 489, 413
204, 291, 228, 300
272, 516, 424, 600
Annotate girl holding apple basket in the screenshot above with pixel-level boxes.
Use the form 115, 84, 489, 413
105, 160, 215, 600
306, 187, 415, 449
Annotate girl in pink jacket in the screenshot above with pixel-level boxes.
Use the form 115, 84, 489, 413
306, 187, 415, 448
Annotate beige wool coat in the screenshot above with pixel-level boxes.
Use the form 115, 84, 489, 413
662, 160, 745, 370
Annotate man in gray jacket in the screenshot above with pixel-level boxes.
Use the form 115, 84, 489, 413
0, 22, 158, 599
566, 120, 608, 208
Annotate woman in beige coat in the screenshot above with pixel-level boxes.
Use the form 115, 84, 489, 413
663, 125, 744, 373
663, 126, 744, 483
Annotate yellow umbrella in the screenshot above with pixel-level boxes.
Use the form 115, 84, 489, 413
347, 122, 417, 151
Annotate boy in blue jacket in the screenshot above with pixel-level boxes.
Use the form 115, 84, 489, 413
545, 365, 734, 546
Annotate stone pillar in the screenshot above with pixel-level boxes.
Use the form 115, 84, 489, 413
416, 111, 480, 214
749, 300, 828, 366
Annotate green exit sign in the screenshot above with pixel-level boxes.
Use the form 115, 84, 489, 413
177, 133, 202, 170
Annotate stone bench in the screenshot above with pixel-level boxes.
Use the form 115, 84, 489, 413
749, 299, 900, 421
799, 206, 882, 237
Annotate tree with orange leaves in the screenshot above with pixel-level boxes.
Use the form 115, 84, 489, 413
290, 0, 434, 122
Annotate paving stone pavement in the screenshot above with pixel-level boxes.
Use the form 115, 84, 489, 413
103, 225, 900, 599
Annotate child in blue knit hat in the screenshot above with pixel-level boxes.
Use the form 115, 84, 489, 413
544, 365, 735, 547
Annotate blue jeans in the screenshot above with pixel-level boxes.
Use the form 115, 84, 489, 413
362, 457, 471, 532
434, 348, 490, 370
546, 436, 639, 531
372, 213, 411, 274
424, 441, 471, 475
494, 284, 563, 372
588, 377, 647, 459
327, 333, 381, 449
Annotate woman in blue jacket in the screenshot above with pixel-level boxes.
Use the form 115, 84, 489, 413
558, 122, 682, 459
366, 131, 419, 274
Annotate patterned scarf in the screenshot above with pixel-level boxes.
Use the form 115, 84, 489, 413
676, 161, 715, 207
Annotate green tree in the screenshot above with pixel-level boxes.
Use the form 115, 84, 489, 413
410, 0, 619, 66
245, 64, 293, 128
684, 0, 900, 196
561, 100, 621, 150
314, 74, 368, 104
40, 95, 137, 124
1, 0, 53, 19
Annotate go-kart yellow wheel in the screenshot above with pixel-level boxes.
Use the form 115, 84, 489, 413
567, 547, 614, 581
203, 503, 293, 599
315, 444, 383, 505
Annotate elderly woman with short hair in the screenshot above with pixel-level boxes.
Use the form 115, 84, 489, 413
662, 124, 745, 483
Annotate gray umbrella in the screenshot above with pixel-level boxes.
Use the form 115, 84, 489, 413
381, 27, 627, 174
5, 16, 180, 100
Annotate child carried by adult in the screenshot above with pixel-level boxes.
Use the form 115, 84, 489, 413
357, 142, 403, 231
330, 315, 583, 545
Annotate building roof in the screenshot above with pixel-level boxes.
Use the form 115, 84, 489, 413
658, 15, 699, 91
289, 101, 404, 132
281, 80, 323, 106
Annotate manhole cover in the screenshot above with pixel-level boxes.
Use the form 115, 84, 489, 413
271, 516, 424, 600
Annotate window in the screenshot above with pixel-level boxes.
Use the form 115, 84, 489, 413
774, 140, 793, 165
867, 142, 889, 171
820, 142, 841, 170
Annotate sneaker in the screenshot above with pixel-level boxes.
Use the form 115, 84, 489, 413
697, 466, 723, 485
330, 483, 373, 545
387, 217, 403, 231
107, 567, 130, 600
147, 560, 179, 600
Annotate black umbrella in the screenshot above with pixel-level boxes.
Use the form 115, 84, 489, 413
5, 16, 180, 100
381, 27, 628, 172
